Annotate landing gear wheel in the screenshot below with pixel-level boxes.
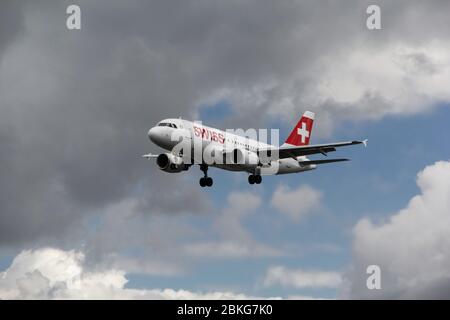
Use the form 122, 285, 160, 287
248, 174, 262, 185
199, 165, 213, 187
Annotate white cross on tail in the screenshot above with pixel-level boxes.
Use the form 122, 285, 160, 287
297, 122, 309, 143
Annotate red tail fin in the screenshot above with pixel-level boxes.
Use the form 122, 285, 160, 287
284, 111, 315, 146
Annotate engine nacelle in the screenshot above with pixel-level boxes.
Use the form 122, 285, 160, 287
231, 148, 259, 166
156, 153, 189, 173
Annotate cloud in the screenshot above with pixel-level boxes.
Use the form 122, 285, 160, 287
271, 185, 322, 221
0, 0, 213, 246
342, 160, 450, 299
263, 266, 342, 289
215, 192, 262, 242
183, 241, 279, 259
194, 1, 450, 136
0, 248, 273, 299
0, 1, 24, 61
81, 198, 198, 276
311, 42, 450, 118
287, 295, 331, 300
81, 191, 280, 277
182, 192, 282, 259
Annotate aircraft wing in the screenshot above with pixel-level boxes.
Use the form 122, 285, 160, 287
142, 153, 159, 159
298, 158, 349, 165
261, 139, 367, 159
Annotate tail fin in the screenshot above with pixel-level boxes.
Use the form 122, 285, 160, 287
283, 111, 315, 146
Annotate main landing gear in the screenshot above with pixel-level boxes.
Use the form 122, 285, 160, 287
199, 164, 213, 187
198, 165, 262, 187
248, 174, 262, 185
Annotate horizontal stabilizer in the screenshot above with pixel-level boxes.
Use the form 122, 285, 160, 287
267, 140, 366, 159
299, 158, 349, 165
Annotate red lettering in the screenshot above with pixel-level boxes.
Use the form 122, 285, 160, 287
218, 133, 225, 144
194, 126, 201, 137
201, 128, 209, 139
194, 127, 225, 144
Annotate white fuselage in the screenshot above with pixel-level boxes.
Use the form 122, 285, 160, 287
148, 118, 316, 175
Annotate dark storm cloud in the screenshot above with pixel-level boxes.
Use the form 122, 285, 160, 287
0, 1, 24, 60
0, 0, 211, 245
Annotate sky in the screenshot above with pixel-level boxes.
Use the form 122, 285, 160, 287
1, 0, 450, 299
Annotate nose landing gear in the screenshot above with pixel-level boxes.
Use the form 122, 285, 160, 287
199, 164, 213, 187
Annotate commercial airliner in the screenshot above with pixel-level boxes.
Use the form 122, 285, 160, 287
143, 111, 366, 187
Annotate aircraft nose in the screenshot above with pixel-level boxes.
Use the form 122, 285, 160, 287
148, 127, 160, 143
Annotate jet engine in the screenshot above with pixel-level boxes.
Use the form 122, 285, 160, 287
156, 153, 189, 173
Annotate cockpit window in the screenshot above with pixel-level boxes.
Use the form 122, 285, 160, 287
158, 122, 177, 128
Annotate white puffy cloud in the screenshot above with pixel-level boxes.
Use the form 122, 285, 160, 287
311, 41, 450, 117
263, 266, 342, 289
342, 160, 450, 299
287, 295, 331, 300
271, 184, 322, 222
0, 248, 270, 300
209, 39, 450, 137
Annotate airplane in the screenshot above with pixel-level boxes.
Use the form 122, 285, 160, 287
143, 111, 367, 187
